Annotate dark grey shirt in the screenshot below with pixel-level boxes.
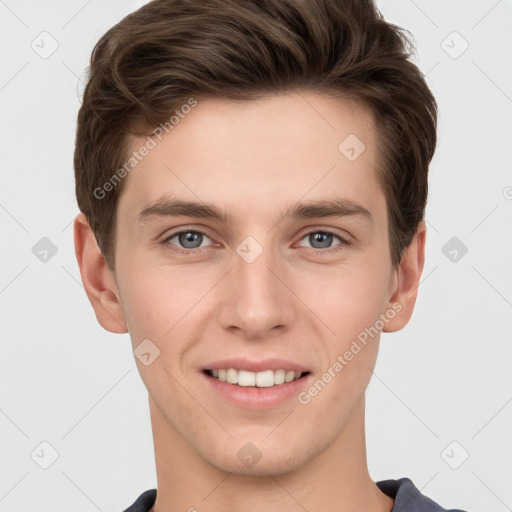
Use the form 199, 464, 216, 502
122, 477, 469, 511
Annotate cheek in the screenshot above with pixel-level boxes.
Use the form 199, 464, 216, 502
298, 271, 387, 414
116, 259, 216, 344
115, 262, 169, 341
293, 258, 391, 335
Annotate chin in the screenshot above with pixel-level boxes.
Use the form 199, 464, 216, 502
212, 454, 307, 477
203, 436, 316, 477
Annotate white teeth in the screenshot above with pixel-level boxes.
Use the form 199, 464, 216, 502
226, 368, 238, 384
208, 368, 305, 387
238, 370, 256, 386
274, 369, 285, 385
255, 370, 274, 387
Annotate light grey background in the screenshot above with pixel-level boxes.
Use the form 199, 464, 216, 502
1, 0, 511, 510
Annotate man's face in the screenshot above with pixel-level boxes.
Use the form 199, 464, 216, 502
112, 92, 399, 475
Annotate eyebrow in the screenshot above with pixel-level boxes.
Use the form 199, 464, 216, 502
136, 196, 373, 225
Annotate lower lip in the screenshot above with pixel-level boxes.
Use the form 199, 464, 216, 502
201, 371, 311, 409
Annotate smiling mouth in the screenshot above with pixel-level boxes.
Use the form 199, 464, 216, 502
203, 368, 310, 387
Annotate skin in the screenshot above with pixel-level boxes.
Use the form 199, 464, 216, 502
74, 91, 426, 512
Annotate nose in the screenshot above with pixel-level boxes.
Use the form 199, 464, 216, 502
217, 241, 296, 340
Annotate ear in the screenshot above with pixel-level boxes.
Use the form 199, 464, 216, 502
73, 213, 128, 333
382, 220, 426, 332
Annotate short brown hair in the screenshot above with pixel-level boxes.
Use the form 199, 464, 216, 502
74, 0, 437, 269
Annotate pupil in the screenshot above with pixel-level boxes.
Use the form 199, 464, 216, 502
179, 231, 202, 248
311, 232, 332, 249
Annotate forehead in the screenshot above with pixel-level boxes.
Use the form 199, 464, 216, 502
117, 91, 383, 224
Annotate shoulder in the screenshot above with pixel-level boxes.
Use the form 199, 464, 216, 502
123, 480, 471, 512
122, 489, 157, 512
376, 477, 470, 512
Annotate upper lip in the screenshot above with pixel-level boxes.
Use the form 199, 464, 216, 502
203, 358, 310, 373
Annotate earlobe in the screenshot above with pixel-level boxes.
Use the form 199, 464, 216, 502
382, 220, 426, 333
73, 213, 128, 334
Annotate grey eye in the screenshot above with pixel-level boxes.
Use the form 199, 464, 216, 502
166, 230, 211, 249
308, 232, 334, 249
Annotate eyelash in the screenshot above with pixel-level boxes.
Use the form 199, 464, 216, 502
161, 228, 351, 256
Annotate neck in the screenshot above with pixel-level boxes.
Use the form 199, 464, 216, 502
149, 396, 394, 512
